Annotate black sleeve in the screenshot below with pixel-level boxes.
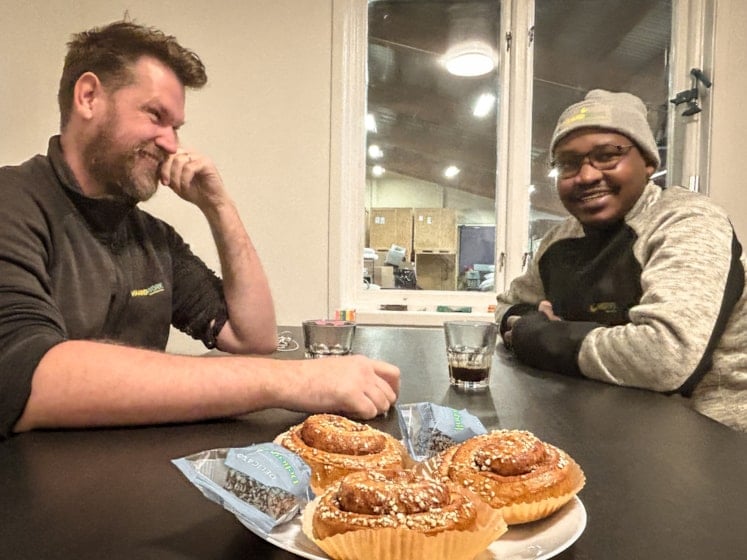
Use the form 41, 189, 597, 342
0, 169, 68, 439
511, 311, 600, 377
166, 228, 228, 349
499, 303, 540, 336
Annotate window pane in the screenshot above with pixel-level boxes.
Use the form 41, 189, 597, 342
529, 0, 672, 257
365, 0, 500, 292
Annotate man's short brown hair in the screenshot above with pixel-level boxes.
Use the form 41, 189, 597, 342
57, 20, 207, 129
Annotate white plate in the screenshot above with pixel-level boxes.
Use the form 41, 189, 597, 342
260, 496, 586, 560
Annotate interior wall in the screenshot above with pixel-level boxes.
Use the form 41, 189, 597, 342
369, 176, 444, 207
0, 0, 333, 354
367, 177, 494, 222
709, 0, 747, 241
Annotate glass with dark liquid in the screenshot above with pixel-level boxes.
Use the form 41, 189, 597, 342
444, 321, 498, 390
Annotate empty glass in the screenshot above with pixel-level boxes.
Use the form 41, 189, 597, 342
302, 320, 356, 358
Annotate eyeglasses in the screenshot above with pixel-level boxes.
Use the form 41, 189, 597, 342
550, 144, 635, 179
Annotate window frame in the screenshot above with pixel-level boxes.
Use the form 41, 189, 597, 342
667, 0, 716, 193
330, 0, 713, 326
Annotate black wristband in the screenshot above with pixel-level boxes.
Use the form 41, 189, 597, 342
512, 311, 599, 377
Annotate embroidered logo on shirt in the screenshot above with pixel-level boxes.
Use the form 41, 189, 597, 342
130, 282, 165, 297
589, 301, 618, 314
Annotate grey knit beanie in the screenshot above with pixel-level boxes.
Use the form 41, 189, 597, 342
550, 89, 660, 169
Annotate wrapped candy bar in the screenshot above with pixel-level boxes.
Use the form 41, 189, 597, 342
396, 402, 487, 462
173, 442, 313, 536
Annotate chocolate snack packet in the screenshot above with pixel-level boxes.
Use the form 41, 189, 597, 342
173, 442, 312, 536
397, 402, 487, 462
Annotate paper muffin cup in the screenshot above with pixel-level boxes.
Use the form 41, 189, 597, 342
301, 493, 507, 560
499, 483, 584, 525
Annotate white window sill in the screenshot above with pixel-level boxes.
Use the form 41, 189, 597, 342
343, 288, 497, 326
354, 309, 495, 327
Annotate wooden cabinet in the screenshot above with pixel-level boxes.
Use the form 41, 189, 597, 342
413, 208, 457, 252
368, 207, 459, 289
415, 252, 457, 290
368, 207, 414, 257
411, 208, 459, 289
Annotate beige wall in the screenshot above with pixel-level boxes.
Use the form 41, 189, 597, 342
709, 0, 747, 240
1, 0, 746, 354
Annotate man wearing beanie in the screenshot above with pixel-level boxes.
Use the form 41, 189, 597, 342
496, 89, 746, 431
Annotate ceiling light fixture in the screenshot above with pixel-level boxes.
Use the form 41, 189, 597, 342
444, 165, 460, 178
368, 144, 384, 159
372, 165, 385, 177
443, 4, 498, 77
366, 113, 377, 133
444, 46, 498, 77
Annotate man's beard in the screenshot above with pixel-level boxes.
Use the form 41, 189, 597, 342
83, 113, 165, 202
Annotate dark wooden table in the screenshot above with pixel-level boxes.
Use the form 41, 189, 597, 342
1, 326, 745, 559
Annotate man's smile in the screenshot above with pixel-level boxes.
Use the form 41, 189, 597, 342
574, 188, 614, 204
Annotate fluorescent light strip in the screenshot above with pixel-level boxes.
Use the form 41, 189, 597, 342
473, 93, 496, 117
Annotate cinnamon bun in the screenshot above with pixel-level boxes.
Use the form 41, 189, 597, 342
277, 414, 407, 494
429, 429, 585, 524
302, 469, 507, 560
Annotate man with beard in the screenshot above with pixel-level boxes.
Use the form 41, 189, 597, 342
497, 90, 746, 431
0, 21, 400, 439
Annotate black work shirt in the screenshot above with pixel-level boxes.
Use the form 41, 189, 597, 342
0, 137, 227, 437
